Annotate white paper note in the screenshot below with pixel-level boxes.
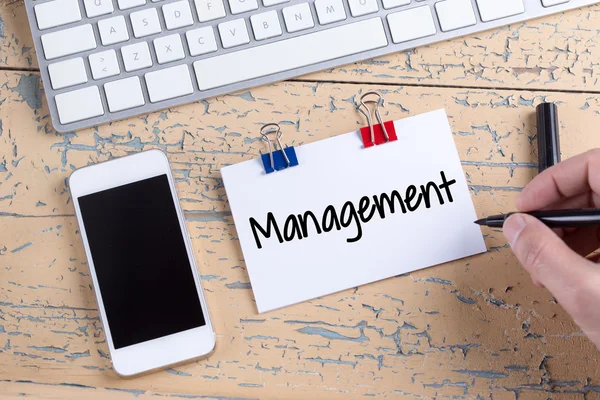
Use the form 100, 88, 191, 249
221, 109, 486, 313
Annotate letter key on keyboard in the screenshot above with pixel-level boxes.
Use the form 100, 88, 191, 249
24, 0, 596, 131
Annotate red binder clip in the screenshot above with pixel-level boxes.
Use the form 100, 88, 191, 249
357, 92, 398, 148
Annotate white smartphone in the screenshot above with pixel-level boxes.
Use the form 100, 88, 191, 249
70, 149, 215, 377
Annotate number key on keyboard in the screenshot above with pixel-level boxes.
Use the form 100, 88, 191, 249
194, 0, 226, 22
98, 16, 130, 45
162, 0, 194, 29
131, 8, 162, 37
89, 50, 121, 80
34, 0, 82, 30
283, 3, 314, 32
475, 0, 525, 22
218, 18, 251, 48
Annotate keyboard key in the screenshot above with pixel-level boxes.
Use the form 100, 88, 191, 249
41, 24, 96, 60
154, 34, 185, 64
121, 41, 153, 71
315, 0, 346, 24
118, 0, 146, 9
218, 18, 250, 48
542, 0, 569, 5
186, 27, 218, 55
194, 0, 226, 22
162, 0, 194, 29
381, 0, 409, 10
251, 10, 282, 40
229, 0, 259, 15
475, 0, 524, 22
34, 0, 81, 30
104, 77, 145, 112
98, 16, 129, 45
387, 5, 436, 43
48, 57, 87, 90
55, 86, 104, 124
263, 0, 288, 5
283, 3, 314, 32
145, 64, 194, 102
435, 0, 477, 32
89, 49, 120, 80
194, 17, 387, 90
131, 8, 162, 37
347, 0, 378, 17
83, 0, 114, 18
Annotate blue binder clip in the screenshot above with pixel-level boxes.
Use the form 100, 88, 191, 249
260, 123, 299, 174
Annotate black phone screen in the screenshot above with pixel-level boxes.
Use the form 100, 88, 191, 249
77, 174, 206, 349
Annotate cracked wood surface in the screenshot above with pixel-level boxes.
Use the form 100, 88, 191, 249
2, 72, 600, 398
2, 1, 600, 399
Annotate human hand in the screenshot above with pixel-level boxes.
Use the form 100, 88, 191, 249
503, 149, 600, 349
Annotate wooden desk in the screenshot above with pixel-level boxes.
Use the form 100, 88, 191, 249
2, 2, 600, 398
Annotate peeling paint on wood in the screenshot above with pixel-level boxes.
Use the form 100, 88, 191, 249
1, 1, 600, 398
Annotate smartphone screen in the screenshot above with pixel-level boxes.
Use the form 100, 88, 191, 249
77, 174, 206, 349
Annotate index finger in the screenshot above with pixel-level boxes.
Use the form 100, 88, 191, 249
517, 149, 600, 211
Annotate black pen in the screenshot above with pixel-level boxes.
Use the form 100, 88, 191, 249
475, 209, 600, 228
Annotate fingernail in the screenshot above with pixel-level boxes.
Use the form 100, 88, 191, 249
504, 214, 527, 248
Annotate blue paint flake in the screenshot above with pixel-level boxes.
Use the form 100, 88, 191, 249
425, 277, 453, 285
452, 369, 508, 379
245, 335, 278, 341
166, 368, 192, 376
11, 242, 33, 253
11, 74, 42, 110
238, 383, 263, 388
306, 356, 357, 368
297, 326, 368, 343
28, 346, 67, 353
106, 387, 146, 397
66, 351, 91, 359
225, 281, 251, 289
456, 295, 477, 305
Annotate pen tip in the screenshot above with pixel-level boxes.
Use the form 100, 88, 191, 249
474, 218, 486, 225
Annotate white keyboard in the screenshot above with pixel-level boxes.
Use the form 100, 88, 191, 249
25, 0, 600, 132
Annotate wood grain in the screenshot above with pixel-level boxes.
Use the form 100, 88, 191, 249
2, 70, 600, 398
2, 0, 600, 398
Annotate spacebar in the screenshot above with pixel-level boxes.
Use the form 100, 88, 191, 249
193, 18, 388, 91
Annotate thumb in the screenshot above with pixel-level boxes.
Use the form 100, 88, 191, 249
504, 213, 600, 346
